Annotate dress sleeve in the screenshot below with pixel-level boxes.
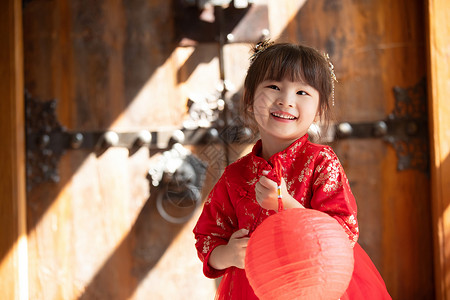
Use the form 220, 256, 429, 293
310, 146, 359, 246
193, 173, 239, 278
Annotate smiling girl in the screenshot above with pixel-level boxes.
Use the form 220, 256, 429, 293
193, 41, 391, 299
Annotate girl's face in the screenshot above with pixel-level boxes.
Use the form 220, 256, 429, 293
252, 78, 320, 146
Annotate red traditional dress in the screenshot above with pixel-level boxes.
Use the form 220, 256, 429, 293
193, 134, 391, 299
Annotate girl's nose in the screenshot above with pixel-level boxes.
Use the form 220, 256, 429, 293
277, 98, 294, 108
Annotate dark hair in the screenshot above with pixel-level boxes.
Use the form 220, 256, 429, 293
241, 43, 333, 131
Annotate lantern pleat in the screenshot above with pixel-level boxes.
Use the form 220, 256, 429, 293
245, 208, 354, 300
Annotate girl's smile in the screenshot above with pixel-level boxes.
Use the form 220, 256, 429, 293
270, 110, 298, 121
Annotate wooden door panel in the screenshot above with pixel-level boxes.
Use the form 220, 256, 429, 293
0, 0, 27, 299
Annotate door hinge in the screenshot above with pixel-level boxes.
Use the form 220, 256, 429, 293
330, 78, 428, 173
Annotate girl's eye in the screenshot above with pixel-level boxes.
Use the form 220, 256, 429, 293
297, 90, 308, 96
267, 85, 280, 90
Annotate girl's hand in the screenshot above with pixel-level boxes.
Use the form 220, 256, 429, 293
208, 228, 249, 270
255, 171, 304, 211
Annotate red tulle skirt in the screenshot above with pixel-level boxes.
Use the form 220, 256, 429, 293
214, 243, 391, 300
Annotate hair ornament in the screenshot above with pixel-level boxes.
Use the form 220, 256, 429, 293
249, 39, 274, 65
323, 53, 338, 106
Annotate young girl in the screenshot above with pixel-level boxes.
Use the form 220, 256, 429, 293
193, 41, 391, 299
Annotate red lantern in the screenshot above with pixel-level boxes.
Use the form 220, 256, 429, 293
245, 208, 354, 300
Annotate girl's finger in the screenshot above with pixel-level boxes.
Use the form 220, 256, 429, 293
238, 239, 249, 248
258, 176, 275, 189
254, 182, 262, 194
258, 176, 277, 189
231, 228, 249, 239
236, 237, 249, 245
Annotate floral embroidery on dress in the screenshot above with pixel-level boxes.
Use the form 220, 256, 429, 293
205, 194, 212, 205
297, 154, 314, 184
313, 148, 344, 193
216, 215, 226, 230
202, 236, 212, 254
347, 214, 357, 226
243, 205, 255, 220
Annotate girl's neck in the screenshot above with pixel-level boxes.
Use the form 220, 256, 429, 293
259, 136, 295, 161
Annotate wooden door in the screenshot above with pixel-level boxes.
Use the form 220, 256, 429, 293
14, 0, 436, 299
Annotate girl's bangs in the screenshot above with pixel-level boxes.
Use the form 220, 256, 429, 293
262, 53, 306, 83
